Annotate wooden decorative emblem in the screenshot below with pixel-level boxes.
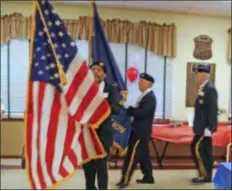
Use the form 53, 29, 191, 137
193, 35, 213, 60
186, 62, 216, 107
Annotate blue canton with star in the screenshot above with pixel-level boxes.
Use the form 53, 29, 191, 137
31, 0, 78, 91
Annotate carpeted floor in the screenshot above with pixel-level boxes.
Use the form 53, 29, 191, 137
0, 169, 214, 189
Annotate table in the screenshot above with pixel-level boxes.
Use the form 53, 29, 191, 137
213, 162, 232, 189
151, 125, 232, 168
21, 124, 231, 169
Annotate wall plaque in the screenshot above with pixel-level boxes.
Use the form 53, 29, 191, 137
193, 35, 213, 60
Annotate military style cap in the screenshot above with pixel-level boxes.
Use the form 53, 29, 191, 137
193, 64, 210, 73
140, 73, 155, 83
90, 61, 107, 73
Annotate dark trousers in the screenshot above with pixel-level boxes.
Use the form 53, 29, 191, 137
190, 135, 213, 178
83, 156, 108, 190
120, 134, 153, 184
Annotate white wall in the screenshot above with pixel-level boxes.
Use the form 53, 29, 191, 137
171, 15, 231, 120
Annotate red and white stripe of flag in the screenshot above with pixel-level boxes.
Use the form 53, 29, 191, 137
25, 54, 110, 189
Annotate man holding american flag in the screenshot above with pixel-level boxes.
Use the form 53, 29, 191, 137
25, 0, 114, 189
82, 61, 121, 190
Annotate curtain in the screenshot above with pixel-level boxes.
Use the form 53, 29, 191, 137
1, 13, 176, 57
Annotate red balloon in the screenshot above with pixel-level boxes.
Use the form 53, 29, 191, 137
127, 67, 138, 83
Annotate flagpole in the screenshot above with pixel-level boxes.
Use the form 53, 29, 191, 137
24, 2, 37, 189
88, 0, 95, 65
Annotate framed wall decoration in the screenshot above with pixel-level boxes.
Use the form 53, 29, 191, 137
193, 35, 213, 60
186, 62, 216, 107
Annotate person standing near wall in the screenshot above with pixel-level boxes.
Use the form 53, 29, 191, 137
191, 64, 218, 183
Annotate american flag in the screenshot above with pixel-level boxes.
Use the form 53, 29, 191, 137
25, 0, 110, 189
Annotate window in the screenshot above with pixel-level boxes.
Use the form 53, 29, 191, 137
147, 51, 164, 117
147, 51, 173, 118
165, 58, 173, 118
109, 42, 126, 81
1, 44, 8, 117
0, 39, 91, 119
1, 39, 173, 119
0, 40, 30, 118
9, 40, 30, 118
126, 44, 145, 107
76, 40, 89, 63
109, 43, 172, 118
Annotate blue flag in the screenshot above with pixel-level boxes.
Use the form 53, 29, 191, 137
91, 3, 131, 152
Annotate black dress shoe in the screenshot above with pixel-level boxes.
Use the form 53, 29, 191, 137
192, 176, 211, 183
116, 179, 125, 186
116, 181, 123, 187
116, 182, 128, 189
136, 177, 155, 184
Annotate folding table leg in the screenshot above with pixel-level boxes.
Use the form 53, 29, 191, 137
160, 142, 169, 164
150, 138, 163, 168
21, 146, 25, 169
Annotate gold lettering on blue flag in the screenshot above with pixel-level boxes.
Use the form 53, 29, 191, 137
112, 119, 125, 134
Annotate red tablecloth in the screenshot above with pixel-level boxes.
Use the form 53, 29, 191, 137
152, 125, 232, 148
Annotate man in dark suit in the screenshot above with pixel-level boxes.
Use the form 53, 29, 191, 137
116, 73, 156, 189
191, 64, 218, 183
82, 61, 121, 190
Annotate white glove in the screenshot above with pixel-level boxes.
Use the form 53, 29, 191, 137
123, 102, 129, 109
204, 128, 212, 137
102, 93, 108, 98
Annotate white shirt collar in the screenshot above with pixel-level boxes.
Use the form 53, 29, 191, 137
199, 80, 208, 90
99, 81, 105, 93
141, 88, 152, 99
134, 88, 152, 108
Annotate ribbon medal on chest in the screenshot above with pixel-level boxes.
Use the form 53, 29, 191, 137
199, 99, 204, 104
198, 90, 205, 105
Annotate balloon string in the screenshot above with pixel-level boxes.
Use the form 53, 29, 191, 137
132, 82, 134, 106
130, 82, 133, 106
